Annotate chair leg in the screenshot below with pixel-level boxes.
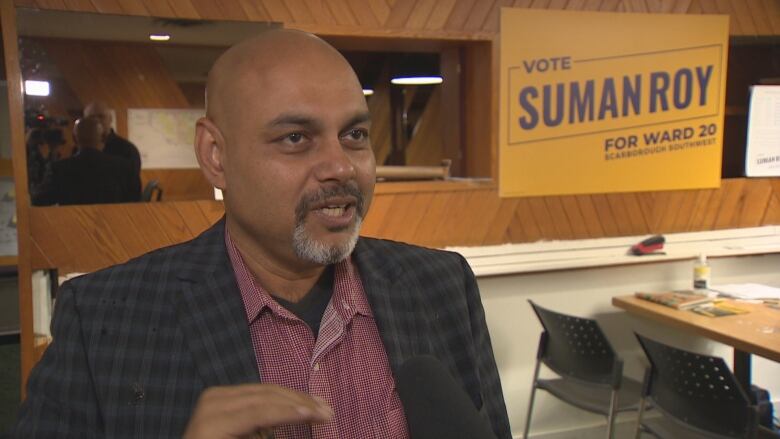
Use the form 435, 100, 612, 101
605, 389, 618, 439
634, 397, 647, 439
523, 360, 543, 439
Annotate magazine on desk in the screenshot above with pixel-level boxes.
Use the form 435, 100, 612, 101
690, 302, 750, 317
634, 290, 713, 310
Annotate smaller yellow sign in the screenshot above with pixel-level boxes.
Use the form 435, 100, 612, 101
499, 9, 729, 197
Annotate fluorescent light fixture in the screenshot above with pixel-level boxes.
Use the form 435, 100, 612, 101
363, 89, 374, 96
390, 76, 443, 85
24, 80, 50, 96
149, 34, 171, 41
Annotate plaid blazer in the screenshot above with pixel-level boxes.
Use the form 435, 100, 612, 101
11, 219, 511, 438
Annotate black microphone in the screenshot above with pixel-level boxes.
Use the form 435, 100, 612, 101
396, 355, 497, 439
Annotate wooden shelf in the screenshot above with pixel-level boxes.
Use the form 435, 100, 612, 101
375, 178, 494, 195
0, 255, 18, 266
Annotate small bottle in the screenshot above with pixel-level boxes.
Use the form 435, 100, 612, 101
693, 254, 711, 290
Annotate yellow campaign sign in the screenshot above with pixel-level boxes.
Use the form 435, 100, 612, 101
499, 9, 729, 197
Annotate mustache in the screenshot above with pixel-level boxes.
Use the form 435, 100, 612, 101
295, 183, 365, 224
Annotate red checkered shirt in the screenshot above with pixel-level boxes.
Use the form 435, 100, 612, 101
225, 230, 409, 439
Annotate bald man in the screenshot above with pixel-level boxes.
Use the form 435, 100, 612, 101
84, 102, 142, 173
13, 31, 510, 438
31, 116, 141, 206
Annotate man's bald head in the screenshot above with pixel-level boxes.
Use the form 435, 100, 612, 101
84, 101, 113, 131
194, 29, 374, 271
74, 116, 106, 151
205, 30, 361, 134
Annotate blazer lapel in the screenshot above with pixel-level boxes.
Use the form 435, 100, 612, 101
353, 238, 432, 375
174, 219, 259, 388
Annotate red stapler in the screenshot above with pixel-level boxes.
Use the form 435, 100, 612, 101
629, 235, 665, 255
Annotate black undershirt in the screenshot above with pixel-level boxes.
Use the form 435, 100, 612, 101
272, 265, 334, 338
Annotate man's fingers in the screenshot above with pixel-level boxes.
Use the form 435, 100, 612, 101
215, 391, 333, 422
184, 384, 334, 439
204, 383, 321, 403
203, 398, 331, 437
200, 384, 332, 416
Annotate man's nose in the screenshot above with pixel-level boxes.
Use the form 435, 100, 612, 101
313, 137, 356, 183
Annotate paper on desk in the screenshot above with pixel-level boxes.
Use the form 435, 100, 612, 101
709, 283, 780, 300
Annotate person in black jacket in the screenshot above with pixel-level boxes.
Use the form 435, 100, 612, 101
84, 101, 142, 173
32, 116, 141, 206
14, 31, 511, 439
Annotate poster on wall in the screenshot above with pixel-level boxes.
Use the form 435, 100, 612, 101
745, 85, 780, 177
128, 108, 204, 169
499, 9, 729, 197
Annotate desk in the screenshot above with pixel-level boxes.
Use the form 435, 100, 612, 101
613, 295, 780, 390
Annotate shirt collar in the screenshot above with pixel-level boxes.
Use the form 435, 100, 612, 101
224, 227, 372, 324
332, 256, 373, 319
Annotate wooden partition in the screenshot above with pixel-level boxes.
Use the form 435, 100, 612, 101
2, 0, 34, 392
6, 0, 780, 392
25, 178, 780, 276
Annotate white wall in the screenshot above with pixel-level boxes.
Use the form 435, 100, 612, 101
478, 253, 780, 438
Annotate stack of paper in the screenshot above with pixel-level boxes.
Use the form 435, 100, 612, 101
709, 283, 780, 300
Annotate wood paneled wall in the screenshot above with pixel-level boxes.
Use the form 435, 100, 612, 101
405, 87, 446, 166
140, 169, 213, 201
29, 200, 224, 273
40, 38, 189, 136
28, 178, 780, 274
369, 73, 450, 167
368, 67, 393, 165
15, 0, 780, 37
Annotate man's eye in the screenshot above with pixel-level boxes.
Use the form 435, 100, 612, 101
285, 133, 303, 143
345, 129, 368, 141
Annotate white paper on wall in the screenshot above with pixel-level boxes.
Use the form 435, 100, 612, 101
128, 108, 204, 169
745, 85, 780, 177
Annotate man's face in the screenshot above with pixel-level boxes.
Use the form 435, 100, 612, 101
221, 54, 375, 267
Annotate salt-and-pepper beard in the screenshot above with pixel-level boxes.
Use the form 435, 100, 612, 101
292, 183, 365, 265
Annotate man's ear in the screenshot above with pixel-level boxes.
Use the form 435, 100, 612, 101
195, 117, 227, 191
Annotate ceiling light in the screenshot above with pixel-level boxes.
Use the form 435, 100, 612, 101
389, 53, 443, 86
390, 76, 443, 85
24, 80, 50, 96
149, 34, 171, 41
363, 89, 374, 96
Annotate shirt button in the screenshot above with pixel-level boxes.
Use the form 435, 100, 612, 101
313, 363, 320, 371
342, 301, 350, 311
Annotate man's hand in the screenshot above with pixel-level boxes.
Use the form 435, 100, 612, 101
183, 384, 333, 439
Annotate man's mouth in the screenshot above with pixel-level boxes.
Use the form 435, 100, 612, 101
309, 201, 356, 231
295, 184, 365, 228
311, 196, 356, 222
319, 204, 348, 217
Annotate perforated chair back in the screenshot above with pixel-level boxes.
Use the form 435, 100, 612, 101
142, 179, 163, 202
529, 301, 620, 386
636, 333, 756, 437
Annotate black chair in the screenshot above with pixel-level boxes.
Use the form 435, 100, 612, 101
634, 333, 773, 438
524, 301, 642, 439
142, 179, 163, 202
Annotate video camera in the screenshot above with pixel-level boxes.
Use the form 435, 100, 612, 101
24, 108, 69, 130
25, 108, 68, 147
